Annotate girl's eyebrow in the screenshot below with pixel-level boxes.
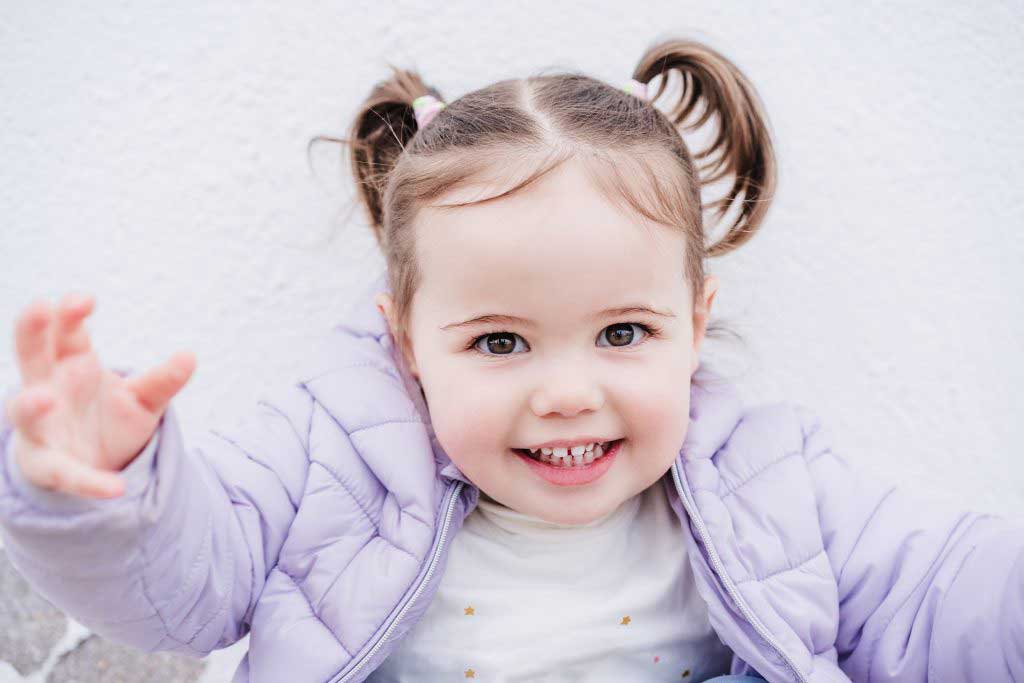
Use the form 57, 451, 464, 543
440, 305, 676, 331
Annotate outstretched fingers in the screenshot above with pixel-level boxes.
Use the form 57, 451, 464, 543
13, 292, 95, 388
14, 300, 56, 386
125, 351, 197, 415
53, 293, 95, 360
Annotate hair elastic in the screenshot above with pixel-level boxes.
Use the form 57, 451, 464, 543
412, 95, 446, 129
621, 78, 650, 101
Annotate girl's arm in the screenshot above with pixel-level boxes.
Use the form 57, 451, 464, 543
798, 405, 1024, 682
0, 372, 313, 657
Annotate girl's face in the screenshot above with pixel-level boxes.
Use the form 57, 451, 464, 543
377, 157, 717, 526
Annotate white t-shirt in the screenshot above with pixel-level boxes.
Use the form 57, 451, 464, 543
369, 479, 734, 682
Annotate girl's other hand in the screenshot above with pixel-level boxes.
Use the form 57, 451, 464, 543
4, 293, 196, 499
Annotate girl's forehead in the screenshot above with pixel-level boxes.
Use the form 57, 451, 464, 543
415, 219, 687, 327
411, 158, 690, 320
417, 165, 684, 274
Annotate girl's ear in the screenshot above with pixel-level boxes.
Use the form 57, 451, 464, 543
375, 292, 420, 379
691, 275, 719, 374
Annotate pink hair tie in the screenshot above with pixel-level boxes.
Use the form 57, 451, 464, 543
412, 94, 446, 129
622, 78, 650, 101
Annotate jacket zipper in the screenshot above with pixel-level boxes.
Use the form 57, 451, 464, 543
331, 480, 465, 683
670, 461, 808, 683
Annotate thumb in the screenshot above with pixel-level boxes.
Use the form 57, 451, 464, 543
125, 351, 197, 415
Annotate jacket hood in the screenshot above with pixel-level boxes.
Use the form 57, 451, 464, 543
328, 269, 473, 486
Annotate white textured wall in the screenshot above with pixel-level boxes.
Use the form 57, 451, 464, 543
2, 2, 1022, 680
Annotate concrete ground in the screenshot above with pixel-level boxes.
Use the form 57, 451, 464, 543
0, 548, 246, 683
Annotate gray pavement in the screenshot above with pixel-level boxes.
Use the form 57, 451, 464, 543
1, 549, 209, 682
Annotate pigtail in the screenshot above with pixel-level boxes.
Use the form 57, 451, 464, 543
308, 66, 444, 249
633, 39, 777, 257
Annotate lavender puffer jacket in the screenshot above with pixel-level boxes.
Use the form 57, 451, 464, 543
1, 272, 1022, 683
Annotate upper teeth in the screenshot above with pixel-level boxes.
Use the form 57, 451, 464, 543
530, 441, 609, 457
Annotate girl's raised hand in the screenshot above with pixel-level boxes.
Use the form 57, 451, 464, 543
4, 293, 197, 499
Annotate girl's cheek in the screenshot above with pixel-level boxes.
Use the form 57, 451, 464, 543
634, 371, 692, 437
430, 389, 507, 459
429, 413, 474, 470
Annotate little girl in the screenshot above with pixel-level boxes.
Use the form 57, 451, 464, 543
1, 37, 1021, 683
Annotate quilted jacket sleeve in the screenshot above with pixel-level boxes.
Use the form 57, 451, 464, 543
797, 405, 1024, 682
0, 369, 314, 657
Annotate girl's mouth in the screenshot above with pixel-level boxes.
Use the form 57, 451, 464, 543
512, 439, 624, 487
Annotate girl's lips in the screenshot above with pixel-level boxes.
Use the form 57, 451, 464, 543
513, 439, 623, 487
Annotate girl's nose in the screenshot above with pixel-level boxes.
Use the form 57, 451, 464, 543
529, 382, 604, 418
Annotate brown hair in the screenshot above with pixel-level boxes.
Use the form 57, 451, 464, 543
311, 37, 775, 367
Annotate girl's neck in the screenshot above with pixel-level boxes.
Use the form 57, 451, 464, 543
474, 487, 643, 534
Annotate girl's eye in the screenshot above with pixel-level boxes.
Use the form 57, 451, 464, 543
597, 322, 654, 348
470, 331, 528, 356
468, 322, 660, 357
